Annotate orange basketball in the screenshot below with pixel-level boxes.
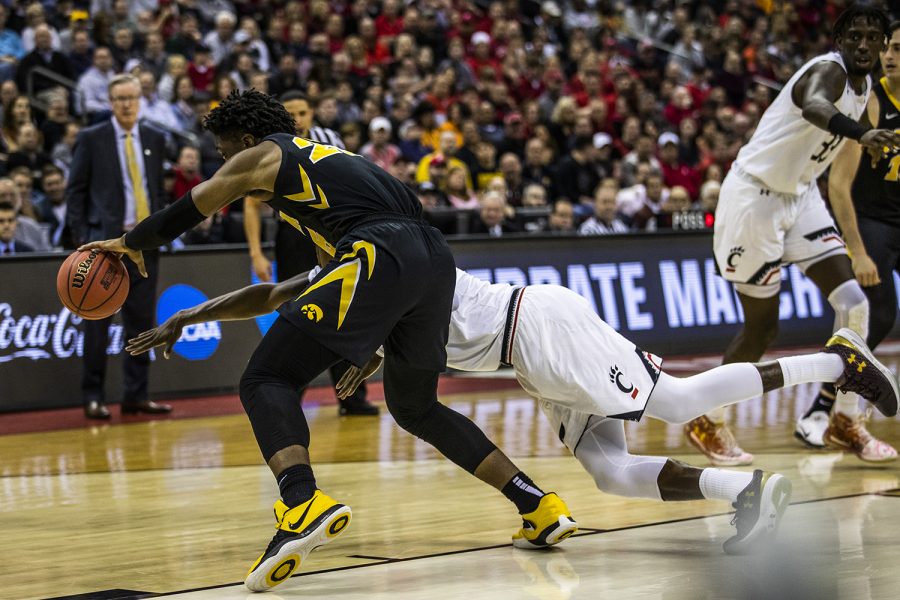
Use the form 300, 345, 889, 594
56, 250, 130, 320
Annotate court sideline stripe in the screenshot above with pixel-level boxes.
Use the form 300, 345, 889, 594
144, 490, 897, 598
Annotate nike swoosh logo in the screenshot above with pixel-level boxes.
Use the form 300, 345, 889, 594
887, 113, 899, 119
288, 497, 315, 531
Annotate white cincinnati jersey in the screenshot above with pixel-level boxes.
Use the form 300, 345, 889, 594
446, 269, 512, 371
734, 52, 870, 195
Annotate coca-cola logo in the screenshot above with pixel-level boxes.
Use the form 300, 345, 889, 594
0, 303, 124, 363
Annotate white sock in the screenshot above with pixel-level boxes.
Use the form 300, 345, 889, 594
706, 406, 727, 424
777, 353, 844, 387
699, 468, 754, 502
833, 391, 860, 417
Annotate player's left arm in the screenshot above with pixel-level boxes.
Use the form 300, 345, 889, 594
126, 271, 313, 358
827, 96, 882, 287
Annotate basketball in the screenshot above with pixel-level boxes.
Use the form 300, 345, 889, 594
56, 249, 130, 320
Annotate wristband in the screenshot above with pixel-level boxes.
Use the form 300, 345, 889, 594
124, 191, 206, 250
827, 113, 869, 141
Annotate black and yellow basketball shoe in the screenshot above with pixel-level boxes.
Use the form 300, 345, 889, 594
512, 492, 578, 549
822, 327, 899, 417
723, 470, 792, 555
245, 490, 352, 592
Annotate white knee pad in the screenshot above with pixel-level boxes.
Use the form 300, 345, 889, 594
827, 280, 869, 341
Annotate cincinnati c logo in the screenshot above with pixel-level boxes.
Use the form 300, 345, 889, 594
300, 303, 323, 323
726, 246, 744, 273
609, 365, 639, 400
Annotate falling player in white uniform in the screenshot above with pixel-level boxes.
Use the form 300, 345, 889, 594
683, 5, 900, 466
126, 267, 899, 555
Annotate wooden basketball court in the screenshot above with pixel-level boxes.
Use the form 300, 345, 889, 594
1, 344, 898, 600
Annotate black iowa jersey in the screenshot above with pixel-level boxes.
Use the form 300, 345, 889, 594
851, 77, 900, 227
263, 133, 423, 254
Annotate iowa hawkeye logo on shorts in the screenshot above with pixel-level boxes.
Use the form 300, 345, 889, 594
300, 304, 323, 322
297, 240, 376, 330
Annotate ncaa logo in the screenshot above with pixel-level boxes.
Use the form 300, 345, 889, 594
156, 284, 221, 360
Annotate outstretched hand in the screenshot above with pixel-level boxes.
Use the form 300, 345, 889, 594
126, 313, 185, 359
78, 235, 147, 278
336, 355, 384, 399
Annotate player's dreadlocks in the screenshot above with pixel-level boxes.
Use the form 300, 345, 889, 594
832, 3, 889, 41
203, 89, 297, 140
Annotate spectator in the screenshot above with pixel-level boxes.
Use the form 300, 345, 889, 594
0, 4, 25, 82
158, 54, 188, 102
0, 199, 32, 254
15, 24, 72, 98
339, 122, 362, 153
202, 11, 237, 66
580, 181, 629, 235
445, 165, 479, 209
698, 180, 721, 213
498, 152, 525, 206
52, 121, 80, 176
620, 172, 668, 231
621, 134, 662, 188
417, 180, 448, 209
522, 137, 553, 189
138, 70, 179, 131
470, 190, 521, 237
658, 132, 701, 199
416, 130, 472, 188
7, 123, 51, 179
66, 30, 93, 80
143, 32, 168, 80
662, 185, 693, 216
170, 75, 197, 131
59, 9, 90, 55
1, 95, 34, 153
548, 199, 576, 234
20, 3, 60, 54
172, 145, 203, 199
472, 140, 502, 190
188, 44, 216, 94
0, 176, 47, 251
75, 47, 115, 122
553, 135, 599, 217
39, 92, 69, 154
110, 25, 139, 72
268, 54, 301, 98
33, 165, 68, 248
360, 116, 401, 172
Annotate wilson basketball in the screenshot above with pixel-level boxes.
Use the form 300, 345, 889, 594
56, 250, 130, 320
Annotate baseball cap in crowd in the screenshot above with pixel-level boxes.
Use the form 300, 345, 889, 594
658, 132, 680, 147
593, 132, 612, 149
369, 116, 392, 133
471, 31, 491, 46
70, 9, 89, 22
541, 1, 562, 18
504, 112, 522, 126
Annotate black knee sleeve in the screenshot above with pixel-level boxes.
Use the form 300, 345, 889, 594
867, 301, 897, 349
239, 317, 341, 462
383, 358, 496, 474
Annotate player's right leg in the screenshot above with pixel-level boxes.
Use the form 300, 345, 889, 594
686, 172, 787, 466
381, 356, 577, 549
573, 416, 790, 554
239, 317, 352, 592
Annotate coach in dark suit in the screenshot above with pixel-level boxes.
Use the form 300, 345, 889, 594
66, 73, 172, 419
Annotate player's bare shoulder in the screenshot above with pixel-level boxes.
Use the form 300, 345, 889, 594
792, 60, 848, 107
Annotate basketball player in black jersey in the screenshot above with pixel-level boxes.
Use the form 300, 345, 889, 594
801, 20, 900, 462
80, 91, 577, 592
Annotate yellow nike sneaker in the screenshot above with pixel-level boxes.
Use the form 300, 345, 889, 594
245, 490, 352, 592
512, 492, 578, 549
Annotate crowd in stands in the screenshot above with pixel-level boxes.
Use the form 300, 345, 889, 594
0, 0, 891, 253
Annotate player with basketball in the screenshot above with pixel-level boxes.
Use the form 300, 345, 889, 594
79, 90, 576, 592
126, 266, 899, 555
684, 4, 900, 466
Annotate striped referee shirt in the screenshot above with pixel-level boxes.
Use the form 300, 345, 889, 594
307, 125, 345, 149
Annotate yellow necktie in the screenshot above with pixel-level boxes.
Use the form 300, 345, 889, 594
125, 131, 150, 222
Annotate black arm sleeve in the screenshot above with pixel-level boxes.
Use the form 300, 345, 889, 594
827, 113, 869, 141
123, 191, 205, 250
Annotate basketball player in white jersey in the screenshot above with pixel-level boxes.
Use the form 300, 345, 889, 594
683, 4, 900, 466
125, 267, 899, 555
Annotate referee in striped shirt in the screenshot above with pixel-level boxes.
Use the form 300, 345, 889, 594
243, 91, 379, 416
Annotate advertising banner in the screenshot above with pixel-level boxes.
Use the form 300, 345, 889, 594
1, 234, 897, 412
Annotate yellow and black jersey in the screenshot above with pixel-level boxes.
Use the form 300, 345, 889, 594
851, 77, 900, 227
263, 133, 423, 255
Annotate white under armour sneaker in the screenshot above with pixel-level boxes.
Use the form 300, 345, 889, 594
794, 411, 829, 448
723, 470, 792, 555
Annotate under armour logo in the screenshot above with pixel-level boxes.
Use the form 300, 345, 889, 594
847, 353, 867, 373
